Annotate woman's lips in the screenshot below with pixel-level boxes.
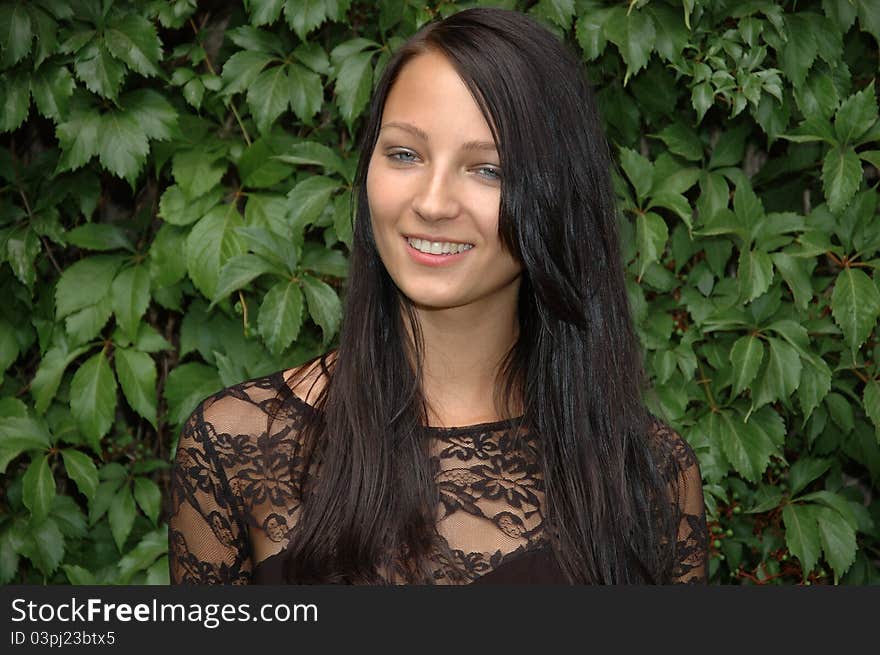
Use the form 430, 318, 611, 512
403, 236, 472, 266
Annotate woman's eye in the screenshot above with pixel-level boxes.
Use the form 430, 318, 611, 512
387, 150, 418, 163
476, 166, 502, 181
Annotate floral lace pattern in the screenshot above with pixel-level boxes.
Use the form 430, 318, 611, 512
168, 370, 707, 584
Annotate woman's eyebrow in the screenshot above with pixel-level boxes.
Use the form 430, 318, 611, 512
379, 121, 498, 152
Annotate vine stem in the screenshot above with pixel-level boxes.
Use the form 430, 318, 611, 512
189, 17, 252, 146
696, 359, 718, 412
238, 290, 249, 336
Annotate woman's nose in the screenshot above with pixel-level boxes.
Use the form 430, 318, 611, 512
411, 165, 461, 222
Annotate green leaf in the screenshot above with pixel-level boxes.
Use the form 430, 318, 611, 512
258, 280, 304, 355
799, 490, 858, 529
574, 10, 609, 61
172, 149, 227, 199
301, 274, 341, 346
293, 41, 331, 75
0, 3, 33, 65
333, 189, 353, 247
0, 70, 31, 133
863, 380, 880, 439
247, 65, 289, 134
66, 223, 134, 251
831, 267, 880, 352
213, 253, 280, 305
158, 185, 223, 227
0, 415, 52, 463
691, 82, 713, 123
822, 146, 863, 213
249, 0, 285, 25
30, 65, 75, 121
619, 147, 653, 202
779, 16, 818, 87
635, 212, 668, 278
55, 255, 126, 319
133, 477, 161, 525
65, 295, 113, 346
834, 81, 878, 145
88, 477, 122, 525
115, 348, 158, 429
653, 122, 702, 161
235, 226, 297, 272
782, 503, 821, 575
788, 458, 832, 496
63, 564, 96, 585
186, 204, 246, 299
334, 49, 374, 128
31, 4, 59, 67
737, 248, 774, 303
30, 343, 90, 414
108, 484, 136, 552
648, 5, 688, 64
814, 505, 857, 578
0, 320, 19, 376
110, 265, 151, 340
22, 454, 56, 523
287, 175, 340, 233
288, 62, 323, 122
98, 110, 149, 183
750, 337, 802, 412
74, 41, 126, 99
117, 527, 167, 582
770, 251, 813, 311
134, 323, 172, 353
25, 517, 65, 575
274, 141, 346, 179
55, 100, 102, 172
285, 0, 328, 40
163, 362, 223, 426
221, 50, 275, 97
4, 225, 41, 288
301, 244, 348, 278
105, 14, 162, 77
238, 138, 294, 188
730, 335, 764, 397
824, 391, 854, 434
61, 449, 99, 500
797, 351, 833, 422
603, 6, 655, 83
69, 350, 118, 453
712, 410, 778, 483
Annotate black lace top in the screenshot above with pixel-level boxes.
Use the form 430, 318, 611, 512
168, 368, 708, 585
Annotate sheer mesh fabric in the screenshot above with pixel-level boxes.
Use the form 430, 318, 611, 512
168, 369, 708, 585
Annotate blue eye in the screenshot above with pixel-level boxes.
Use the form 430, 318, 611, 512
388, 150, 418, 163
477, 166, 502, 181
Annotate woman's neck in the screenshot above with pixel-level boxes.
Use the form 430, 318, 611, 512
404, 291, 521, 427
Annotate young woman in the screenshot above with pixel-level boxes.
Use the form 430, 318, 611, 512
169, 7, 708, 585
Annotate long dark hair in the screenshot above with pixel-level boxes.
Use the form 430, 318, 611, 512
274, 7, 678, 584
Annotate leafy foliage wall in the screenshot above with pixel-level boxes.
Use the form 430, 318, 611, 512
1, 0, 878, 585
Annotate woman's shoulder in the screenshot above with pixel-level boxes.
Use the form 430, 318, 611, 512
644, 414, 701, 483
181, 350, 338, 447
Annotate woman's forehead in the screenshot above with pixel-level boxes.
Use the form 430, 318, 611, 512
378, 51, 497, 144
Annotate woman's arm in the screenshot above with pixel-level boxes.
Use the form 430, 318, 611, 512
668, 445, 708, 584
168, 401, 252, 584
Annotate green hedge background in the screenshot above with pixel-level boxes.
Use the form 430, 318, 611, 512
1, 0, 879, 585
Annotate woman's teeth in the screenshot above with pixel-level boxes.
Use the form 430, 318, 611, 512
407, 237, 474, 255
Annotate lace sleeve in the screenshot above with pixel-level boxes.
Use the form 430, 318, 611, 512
651, 419, 709, 584
168, 399, 253, 584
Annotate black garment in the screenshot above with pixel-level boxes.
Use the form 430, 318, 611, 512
168, 369, 707, 584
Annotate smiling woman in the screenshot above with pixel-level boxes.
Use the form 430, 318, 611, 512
168, 6, 708, 585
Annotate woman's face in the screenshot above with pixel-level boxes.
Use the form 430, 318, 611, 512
366, 49, 523, 313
